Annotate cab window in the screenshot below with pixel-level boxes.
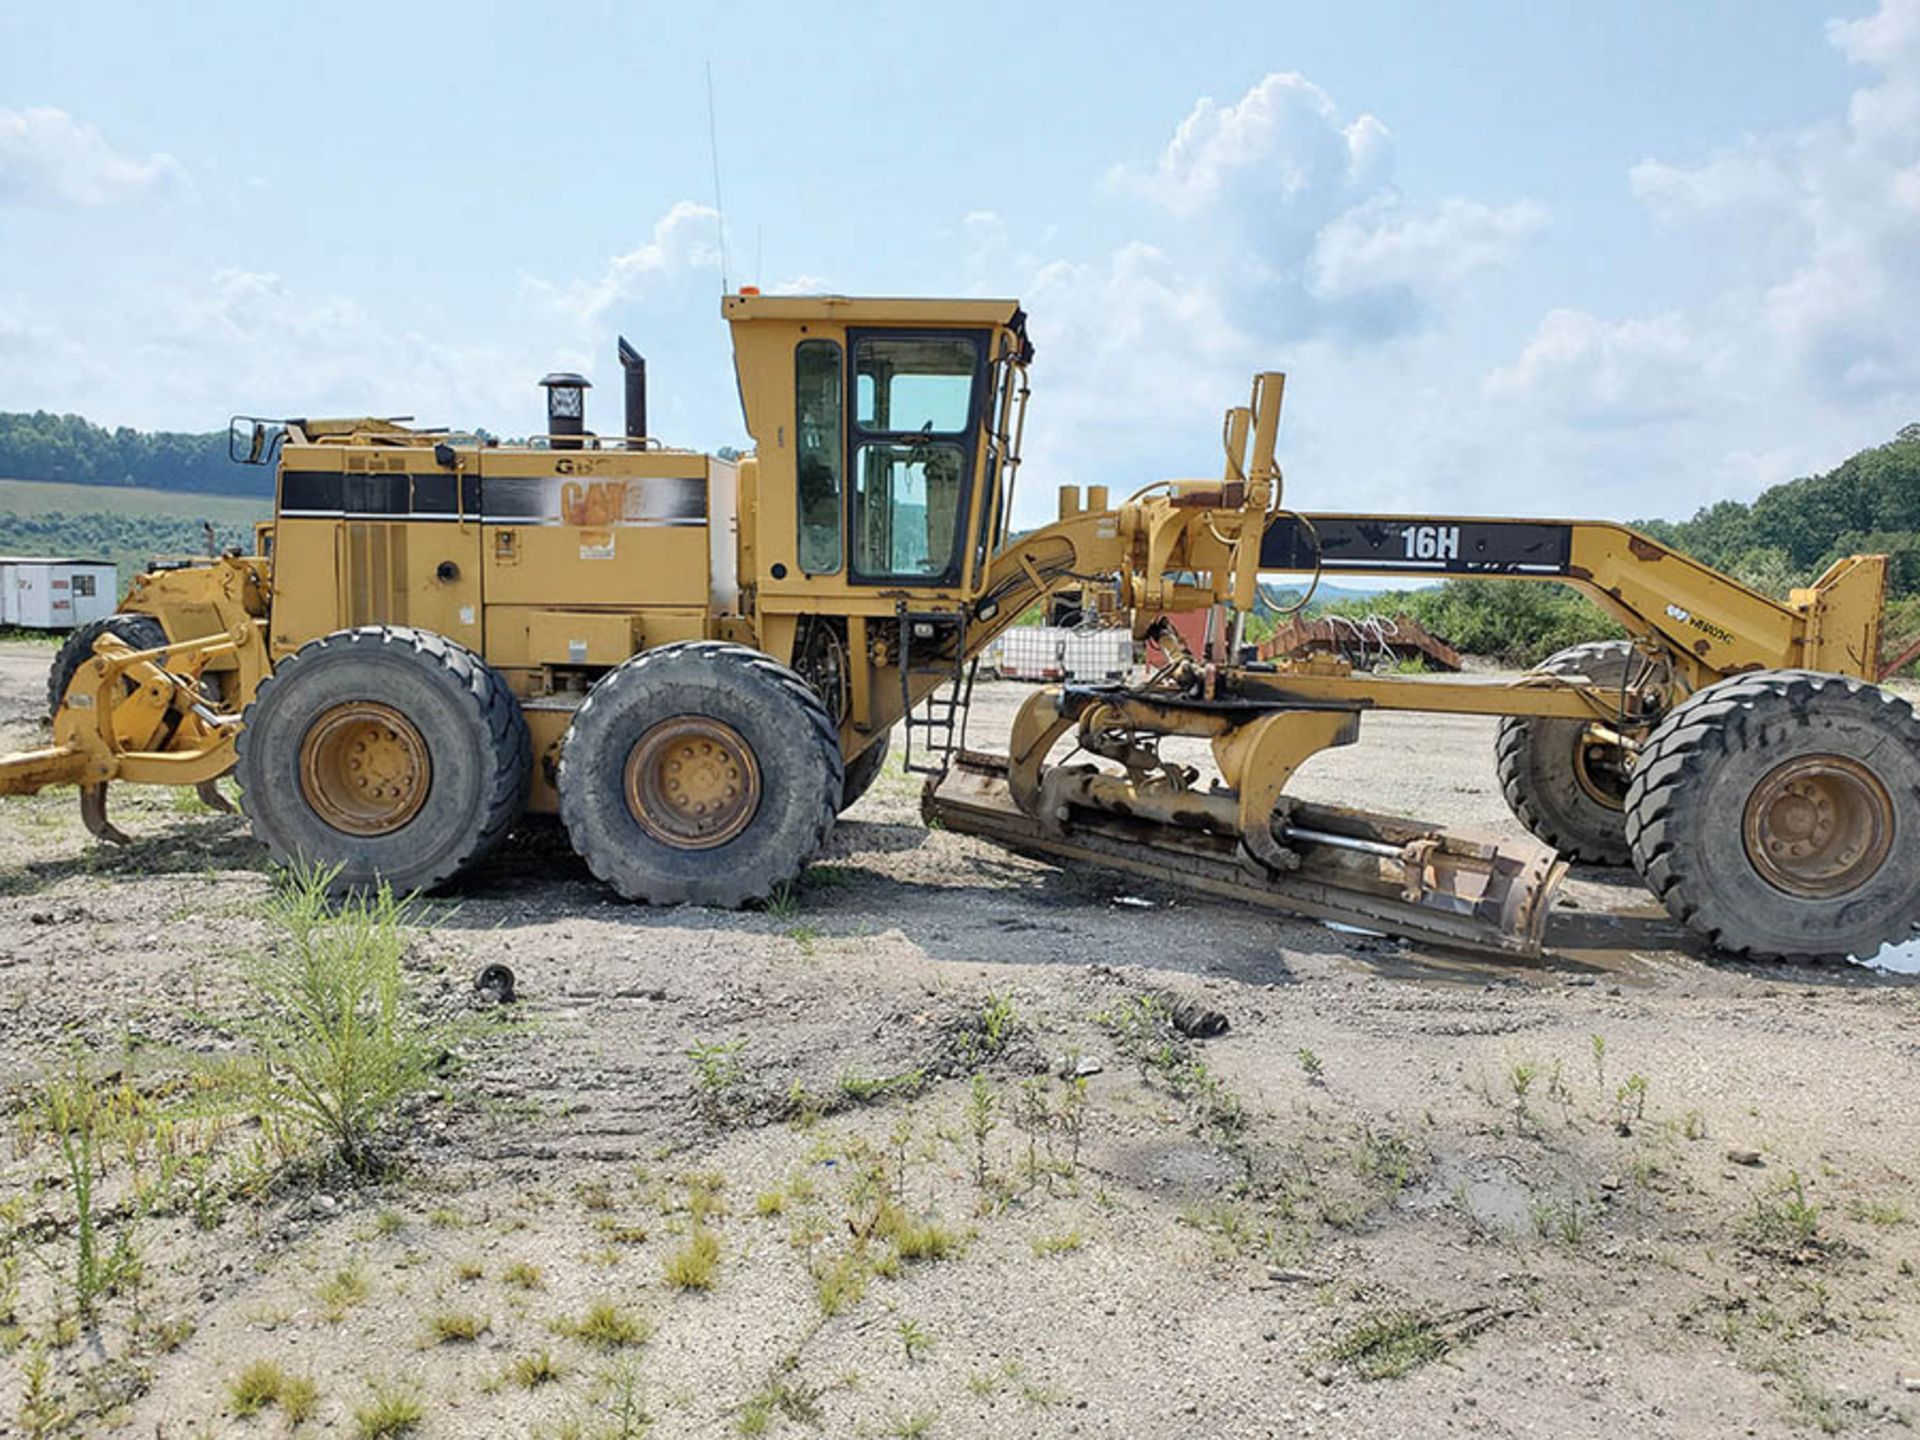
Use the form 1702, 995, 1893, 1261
849, 332, 983, 584
794, 339, 843, 574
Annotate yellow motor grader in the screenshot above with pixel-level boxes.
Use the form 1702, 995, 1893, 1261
3, 294, 1913, 962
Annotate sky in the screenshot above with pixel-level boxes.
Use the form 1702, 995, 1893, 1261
2, 0, 1917, 528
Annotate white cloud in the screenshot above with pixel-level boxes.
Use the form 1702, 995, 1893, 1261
522, 201, 722, 326
1485, 309, 1708, 426
1311, 198, 1546, 301
1557, 0, 1920, 417
1112, 72, 1392, 218
0, 107, 186, 207
1101, 73, 1545, 344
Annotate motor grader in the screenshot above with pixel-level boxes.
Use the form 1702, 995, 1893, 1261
3, 293, 1915, 962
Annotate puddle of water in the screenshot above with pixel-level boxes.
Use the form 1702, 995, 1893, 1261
1869, 933, 1920, 976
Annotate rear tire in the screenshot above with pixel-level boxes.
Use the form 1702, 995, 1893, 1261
47, 613, 167, 718
1495, 640, 1645, 864
558, 642, 842, 906
234, 626, 530, 892
840, 732, 891, 813
1625, 670, 1920, 961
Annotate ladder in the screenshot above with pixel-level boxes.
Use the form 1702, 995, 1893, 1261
896, 603, 977, 775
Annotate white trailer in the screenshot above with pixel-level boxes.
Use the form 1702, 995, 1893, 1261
0, 557, 117, 631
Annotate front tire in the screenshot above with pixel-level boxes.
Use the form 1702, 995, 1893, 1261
47, 613, 168, 718
1495, 640, 1648, 865
1625, 670, 1920, 961
558, 642, 843, 907
234, 626, 530, 892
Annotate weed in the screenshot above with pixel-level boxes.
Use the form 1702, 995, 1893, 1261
372, 1209, 405, 1238
884, 1410, 937, 1437
784, 924, 821, 955
764, 883, 801, 920
837, 1068, 925, 1105
282, 1374, 320, 1424
1507, 1061, 1537, 1103
428, 1309, 489, 1343
353, 1382, 424, 1439
1683, 1109, 1708, 1141
318, 1264, 371, 1321
503, 1261, 545, 1290
427, 1206, 463, 1228
1531, 1195, 1588, 1247
18, 1346, 67, 1438
454, 1259, 485, 1283
965, 1075, 996, 1190
216, 868, 467, 1173
1589, 1033, 1607, 1091
663, 1227, 721, 1291
41, 1055, 142, 1323
1846, 1198, 1908, 1227
230, 1359, 316, 1419
554, 1301, 652, 1351
897, 1318, 934, 1363
815, 1252, 868, 1316
736, 1359, 824, 1433
594, 1362, 654, 1438
687, 1038, 749, 1115
976, 992, 1017, 1059
1326, 1309, 1450, 1380
511, 1350, 565, 1389
1745, 1171, 1826, 1259
1614, 1074, 1649, 1132
1031, 1229, 1085, 1257
803, 864, 853, 889
1297, 1048, 1325, 1084
754, 1189, 787, 1217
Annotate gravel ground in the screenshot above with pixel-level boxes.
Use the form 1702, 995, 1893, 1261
2, 639, 1919, 1438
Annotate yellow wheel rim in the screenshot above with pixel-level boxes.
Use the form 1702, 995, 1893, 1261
298, 701, 432, 837
1571, 725, 1632, 813
1742, 755, 1894, 899
624, 717, 761, 849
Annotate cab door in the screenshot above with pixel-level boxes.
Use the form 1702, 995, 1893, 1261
844, 329, 988, 592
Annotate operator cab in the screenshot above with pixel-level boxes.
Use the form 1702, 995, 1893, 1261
726, 294, 1031, 604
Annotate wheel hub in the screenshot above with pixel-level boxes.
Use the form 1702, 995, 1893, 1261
1572, 727, 1632, 812
1742, 754, 1894, 899
624, 717, 761, 849
299, 701, 431, 836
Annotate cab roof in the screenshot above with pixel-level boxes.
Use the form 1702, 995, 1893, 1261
722, 294, 1021, 326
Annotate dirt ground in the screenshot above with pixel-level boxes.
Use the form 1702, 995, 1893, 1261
2, 637, 1919, 1439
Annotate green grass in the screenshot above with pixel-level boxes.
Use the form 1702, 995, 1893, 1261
552, 1300, 652, 1351
510, 1350, 565, 1389
352, 1383, 423, 1438
0, 477, 269, 523
427, 1309, 489, 1343
229, 1359, 316, 1418
1327, 1310, 1452, 1380
663, 1227, 721, 1290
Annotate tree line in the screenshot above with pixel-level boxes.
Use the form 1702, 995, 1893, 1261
0, 412, 263, 497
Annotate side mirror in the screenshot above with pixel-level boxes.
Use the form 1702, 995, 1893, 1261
228, 416, 286, 466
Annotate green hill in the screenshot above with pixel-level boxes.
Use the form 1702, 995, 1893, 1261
0, 478, 268, 583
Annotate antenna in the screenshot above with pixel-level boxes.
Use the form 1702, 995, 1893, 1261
706, 62, 730, 294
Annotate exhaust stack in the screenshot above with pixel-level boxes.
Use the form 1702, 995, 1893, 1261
618, 337, 647, 448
